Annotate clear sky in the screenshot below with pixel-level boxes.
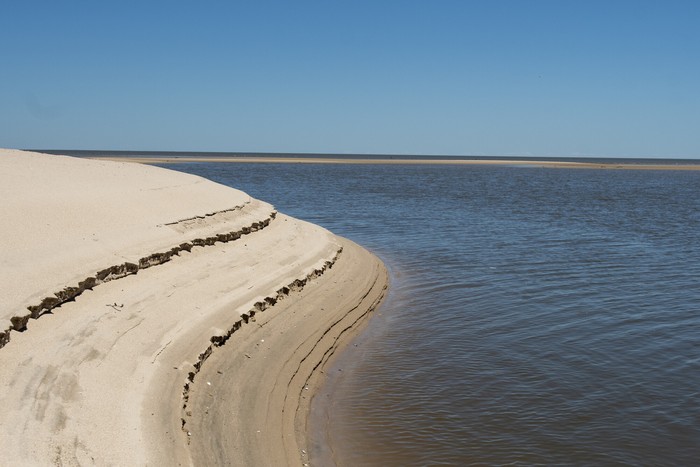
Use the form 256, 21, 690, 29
1, 1, 698, 157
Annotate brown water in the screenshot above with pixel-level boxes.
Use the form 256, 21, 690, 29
162, 161, 700, 465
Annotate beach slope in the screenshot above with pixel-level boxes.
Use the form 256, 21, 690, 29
0, 149, 387, 465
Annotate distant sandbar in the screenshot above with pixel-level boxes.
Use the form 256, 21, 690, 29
89, 155, 700, 171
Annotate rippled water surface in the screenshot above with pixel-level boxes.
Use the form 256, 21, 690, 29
163, 162, 700, 465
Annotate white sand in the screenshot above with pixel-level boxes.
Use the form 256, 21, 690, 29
0, 149, 387, 465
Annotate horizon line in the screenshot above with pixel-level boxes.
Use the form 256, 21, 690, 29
23, 148, 700, 161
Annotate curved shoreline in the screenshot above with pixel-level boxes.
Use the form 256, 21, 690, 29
0, 149, 387, 465
183, 238, 387, 466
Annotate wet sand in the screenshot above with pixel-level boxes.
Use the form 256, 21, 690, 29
0, 149, 387, 465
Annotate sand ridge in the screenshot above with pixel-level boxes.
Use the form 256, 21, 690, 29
0, 149, 264, 345
0, 149, 387, 466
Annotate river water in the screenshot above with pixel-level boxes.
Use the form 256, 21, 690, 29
162, 161, 700, 465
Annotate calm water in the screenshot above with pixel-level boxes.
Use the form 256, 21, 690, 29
162, 162, 700, 465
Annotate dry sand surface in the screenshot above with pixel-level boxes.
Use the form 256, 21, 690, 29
90, 155, 700, 170
0, 149, 387, 466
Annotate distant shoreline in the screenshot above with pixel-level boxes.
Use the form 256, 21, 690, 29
29, 149, 699, 163
83, 155, 700, 171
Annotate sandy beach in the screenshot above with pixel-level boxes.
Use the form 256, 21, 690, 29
0, 149, 387, 465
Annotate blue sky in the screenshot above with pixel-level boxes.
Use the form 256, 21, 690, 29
1, 1, 698, 157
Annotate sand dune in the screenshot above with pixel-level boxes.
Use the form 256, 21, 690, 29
0, 150, 387, 466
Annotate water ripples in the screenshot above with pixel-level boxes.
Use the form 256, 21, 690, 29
164, 162, 700, 465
